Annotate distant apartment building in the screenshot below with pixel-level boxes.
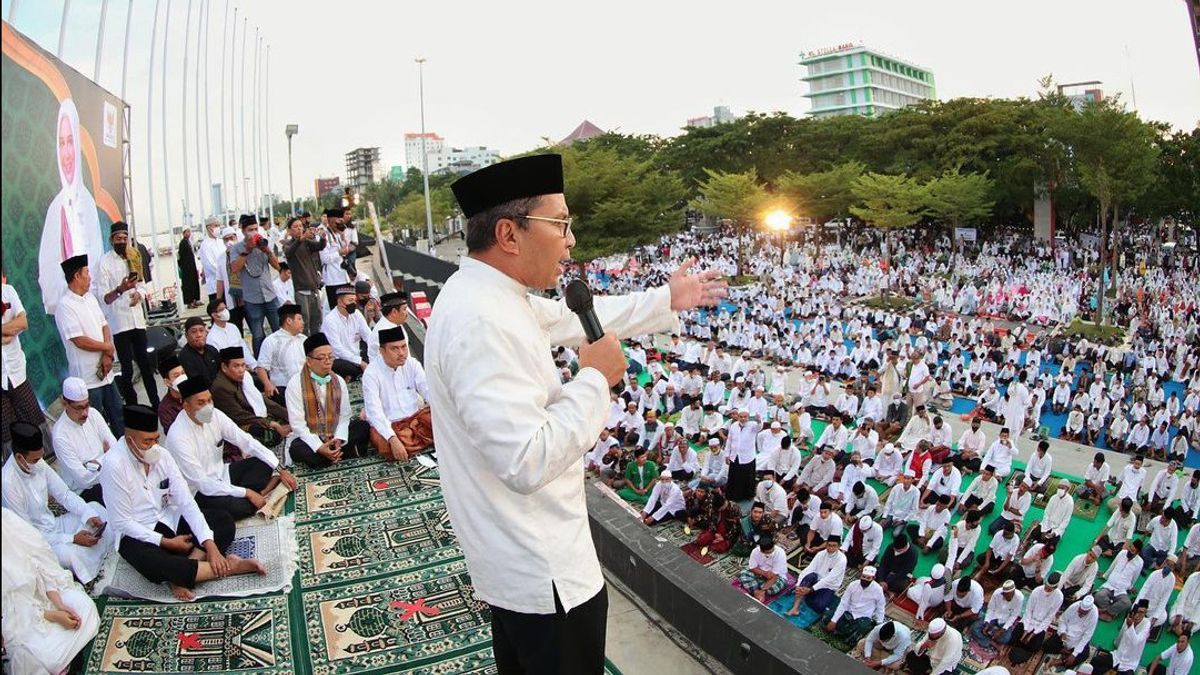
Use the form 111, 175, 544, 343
686, 105, 740, 128
800, 44, 936, 118
404, 133, 445, 170
345, 147, 382, 193
404, 132, 500, 175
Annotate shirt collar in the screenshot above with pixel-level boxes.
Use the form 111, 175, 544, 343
458, 256, 530, 297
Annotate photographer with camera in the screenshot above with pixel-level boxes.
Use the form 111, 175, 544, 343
229, 214, 281, 356
283, 216, 326, 336
319, 208, 355, 309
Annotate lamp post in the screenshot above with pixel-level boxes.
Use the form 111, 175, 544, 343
285, 124, 298, 215
415, 57, 435, 255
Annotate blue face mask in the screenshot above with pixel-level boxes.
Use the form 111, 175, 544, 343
310, 371, 333, 386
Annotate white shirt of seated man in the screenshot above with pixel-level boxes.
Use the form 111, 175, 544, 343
363, 328, 431, 460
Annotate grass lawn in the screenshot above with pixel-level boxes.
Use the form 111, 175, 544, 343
1062, 319, 1125, 347
862, 294, 917, 311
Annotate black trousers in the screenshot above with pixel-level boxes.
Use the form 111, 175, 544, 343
193, 457, 274, 520
289, 419, 371, 468
117, 512, 235, 588
80, 483, 105, 505
332, 358, 364, 380
490, 584, 608, 675
113, 328, 161, 409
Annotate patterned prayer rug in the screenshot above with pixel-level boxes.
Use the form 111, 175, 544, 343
85, 595, 292, 673
710, 552, 748, 581
98, 519, 296, 604
730, 572, 797, 606
680, 542, 724, 565
291, 453, 386, 478
809, 620, 859, 654
1073, 496, 1100, 521
296, 500, 461, 589
293, 460, 442, 523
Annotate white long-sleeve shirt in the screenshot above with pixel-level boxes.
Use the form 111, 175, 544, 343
799, 548, 847, 591
945, 522, 982, 570
831, 579, 886, 623
1055, 600, 1099, 654
1, 457, 101, 547
981, 439, 1016, 475
362, 358, 430, 440
797, 455, 836, 491
96, 250, 148, 333
1021, 585, 1064, 633
1114, 464, 1146, 501
842, 521, 883, 560
198, 236, 225, 295
1102, 550, 1144, 594
1102, 509, 1137, 546
1112, 617, 1151, 671
165, 408, 278, 497
206, 321, 257, 368
321, 309, 371, 363
642, 480, 685, 521
723, 420, 761, 464
256, 328, 306, 388
50, 411, 117, 492
284, 372, 352, 453
99, 437, 214, 547
864, 621, 912, 667
985, 589, 1024, 629
1040, 490, 1073, 537
1025, 451, 1053, 484
1146, 516, 1179, 553
1136, 568, 1176, 623
1170, 571, 1200, 625
882, 484, 920, 522
914, 505, 951, 544
917, 625, 963, 675
425, 256, 679, 615
1060, 553, 1099, 600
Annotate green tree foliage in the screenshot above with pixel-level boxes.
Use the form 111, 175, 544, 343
689, 168, 769, 225
923, 170, 996, 232
850, 172, 927, 230
777, 161, 865, 224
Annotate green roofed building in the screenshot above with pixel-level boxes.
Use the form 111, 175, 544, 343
799, 44, 936, 118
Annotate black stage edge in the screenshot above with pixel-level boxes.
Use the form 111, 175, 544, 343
587, 487, 874, 675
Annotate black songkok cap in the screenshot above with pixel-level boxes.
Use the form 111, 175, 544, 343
124, 404, 160, 432
378, 326, 406, 345
380, 292, 407, 307
156, 354, 181, 378
11, 421, 43, 453
219, 346, 245, 362
451, 154, 564, 218
304, 333, 330, 355
178, 377, 210, 400
110, 221, 129, 235
61, 254, 88, 279
184, 316, 206, 330
278, 303, 302, 321
239, 214, 258, 228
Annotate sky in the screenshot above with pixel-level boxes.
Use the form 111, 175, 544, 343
4, 0, 1198, 241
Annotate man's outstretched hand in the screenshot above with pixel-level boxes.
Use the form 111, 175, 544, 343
669, 257, 728, 311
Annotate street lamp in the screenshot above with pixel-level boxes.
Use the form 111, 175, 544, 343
285, 124, 298, 215
416, 57, 435, 255
765, 209, 793, 267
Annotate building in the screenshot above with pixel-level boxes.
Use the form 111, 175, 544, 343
389, 165, 409, 182
1056, 81, 1104, 112
799, 44, 936, 118
404, 133, 445, 170
686, 106, 740, 129
313, 176, 341, 199
559, 120, 605, 146
345, 147, 382, 193
430, 146, 501, 175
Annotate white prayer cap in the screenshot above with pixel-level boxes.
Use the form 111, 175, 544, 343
1057, 481, 1069, 491
204, 216, 221, 226
792, 403, 802, 411
1021, 476, 1033, 487
62, 377, 88, 402
859, 516, 873, 530
738, 408, 749, 415
903, 468, 916, 477
931, 564, 946, 579
862, 566, 877, 578
1001, 580, 1016, 592
735, 376, 745, 383
771, 421, 781, 429
220, 226, 237, 238
928, 618, 947, 634
664, 422, 675, 428
659, 470, 672, 479
718, 405, 729, 414
883, 443, 896, 453
709, 438, 721, 446
755, 385, 765, 391
1080, 595, 1095, 610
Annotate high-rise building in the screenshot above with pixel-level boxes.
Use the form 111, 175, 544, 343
345, 147, 381, 193
799, 44, 936, 118
404, 133, 445, 170
686, 105, 740, 128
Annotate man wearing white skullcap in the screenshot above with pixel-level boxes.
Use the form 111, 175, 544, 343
976, 579, 1023, 646
905, 616, 963, 675
826, 564, 885, 643
696, 437, 728, 489
1044, 595, 1099, 669
907, 563, 950, 622
50, 377, 117, 503
640, 470, 685, 525
843, 515, 883, 568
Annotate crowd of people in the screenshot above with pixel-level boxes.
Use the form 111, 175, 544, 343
0, 210, 434, 673
578, 224, 1198, 675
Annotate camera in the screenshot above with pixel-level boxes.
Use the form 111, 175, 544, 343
247, 234, 268, 250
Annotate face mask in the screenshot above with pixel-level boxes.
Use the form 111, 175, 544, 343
16, 456, 37, 475
310, 371, 333, 386
344, 303, 358, 314
141, 445, 162, 464
113, 242, 128, 256
225, 240, 235, 250
195, 403, 215, 424
215, 309, 230, 322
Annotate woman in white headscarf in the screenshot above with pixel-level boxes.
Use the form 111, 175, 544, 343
0, 507, 100, 675
39, 98, 103, 315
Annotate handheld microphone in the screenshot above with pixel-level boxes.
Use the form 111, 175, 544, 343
563, 279, 604, 343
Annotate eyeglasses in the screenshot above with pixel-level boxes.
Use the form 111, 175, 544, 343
307, 353, 334, 362
522, 215, 573, 237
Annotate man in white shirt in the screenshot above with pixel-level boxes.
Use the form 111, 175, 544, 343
1166, 469, 1200, 526
1060, 548, 1101, 601
1136, 559, 1177, 629
205, 298, 256, 369
167, 378, 296, 521
1168, 570, 1200, 637
904, 618, 963, 675
861, 620, 912, 671
1076, 452, 1111, 505
1141, 512, 1179, 571
1108, 455, 1148, 514
772, 435, 803, 489
427, 155, 725, 672
0, 281, 47, 456
1027, 481, 1074, 544
958, 465, 999, 515
640, 471, 686, 525
977, 579, 1023, 645
879, 471, 919, 536
285, 334, 372, 468
943, 510, 983, 574
363, 327, 431, 461
1008, 572, 1064, 659
55, 255, 123, 436
254, 303, 307, 401
1025, 440, 1053, 493
1148, 633, 1194, 675
1, 422, 114, 583
941, 576, 985, 630
97, 222, 160, 410
897, 404, 932, 453
51, 377, 117, 504
975, 521, 1021, 581
797, 447, 837, 496
1044, 595, 1099, 669
953, 417, 986, 474
198, 217, 226, 302
1095, 540, 1145, 619
366, 292, 410, 365
909, 494, 953, 553
272, 262, 295, 304
873, 442, 905, 486
813, 414, 850, 455
754, 473, 790, 522
103, 404, 266, 602
826, 565, 886, 642
739, 535, 790, 603
788, 535, 847, 616
321, 284, 372, 380
980, 428, 1017, 478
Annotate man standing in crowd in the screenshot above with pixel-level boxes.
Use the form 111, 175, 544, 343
98, 222, 159, 410
1, 276, 47, 459
230, 214, 282, 355
55, 255, 123, 436
178, 225, 202, 308
283, 215, 326, 335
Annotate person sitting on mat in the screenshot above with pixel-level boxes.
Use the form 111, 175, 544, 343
824, 565, 886, 644
363, 326, 432, 461
738, 534, 789, 604
210, 346, 291, 446
285, 333, 372, 468
166, 377, 296, 521
101, 404, 266, 602
787, 534, 847, 617
640, 470, 686, 525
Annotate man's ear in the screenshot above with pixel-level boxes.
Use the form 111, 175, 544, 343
494, 218, 521, 256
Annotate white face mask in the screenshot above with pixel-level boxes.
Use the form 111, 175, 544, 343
142, 445, 162, 464
195, 403, 215, 424
215, 309, 230, 322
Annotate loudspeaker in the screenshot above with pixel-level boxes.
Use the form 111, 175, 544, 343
146, 326, 178, 363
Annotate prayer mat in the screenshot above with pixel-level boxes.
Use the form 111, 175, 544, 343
291, 452, 386, 478
809, 620, 858, 654
85, 595, 292, 673
731, 571, 797, 606
293, 460, 441, 523
885, 595, 920, 625
768, 595, 820, 629
775, 525, 804, 556
98, 519, 297, 604
1000, 651, 1046, 675
956, 649, 990, 675
710, 553, 748, 581
296, 500, 461, 589
680, 542, 721, 565
1073, 496, 1099, 521
653, 523, 694, 548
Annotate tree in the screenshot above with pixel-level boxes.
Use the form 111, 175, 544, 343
923, 170, 996, 247
689, 168, 769, 274
385, 186, 457, 241
1061, 99, 1159, 322
776, 161, 865, 224
850, 172, 927, 292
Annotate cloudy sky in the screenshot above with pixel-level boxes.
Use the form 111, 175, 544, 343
5, 0, 1198, 235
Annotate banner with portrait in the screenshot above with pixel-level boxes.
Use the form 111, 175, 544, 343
1, 21, 129, 407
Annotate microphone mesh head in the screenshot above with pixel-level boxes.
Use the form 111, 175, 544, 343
563, 279, 594, 313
